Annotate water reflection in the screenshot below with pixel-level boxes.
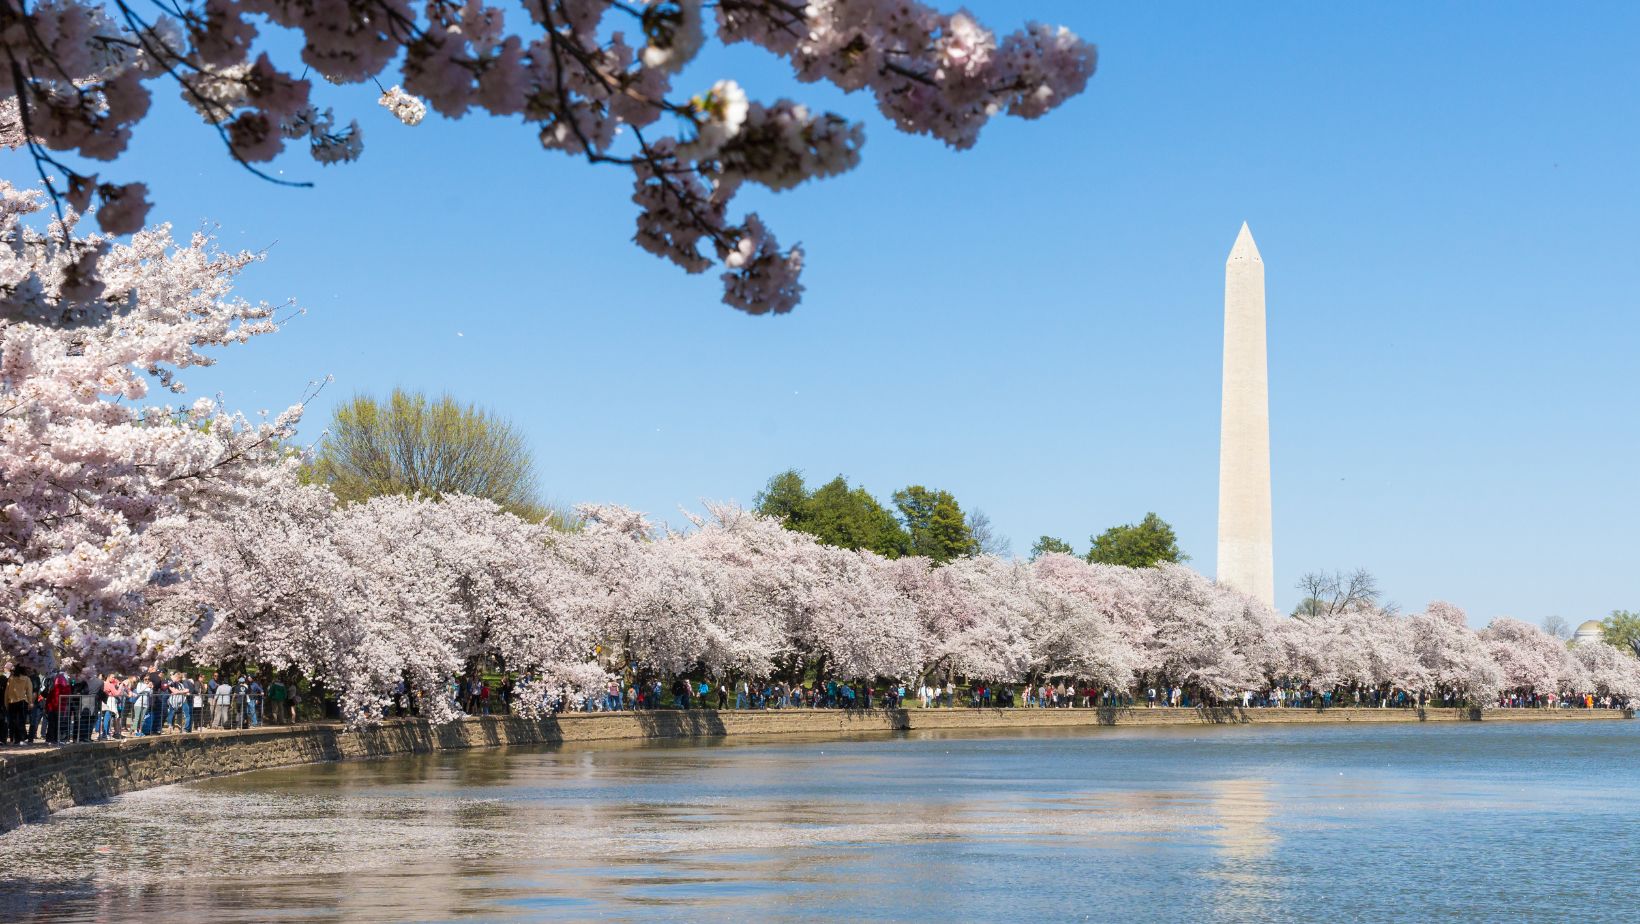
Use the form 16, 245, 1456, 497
1, 721, 1635, 922
1205, 777, 1277, 920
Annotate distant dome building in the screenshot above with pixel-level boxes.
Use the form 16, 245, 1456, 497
1572, 620, 1605, 646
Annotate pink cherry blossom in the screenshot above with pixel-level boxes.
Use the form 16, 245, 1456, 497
1, 0, 1097, 316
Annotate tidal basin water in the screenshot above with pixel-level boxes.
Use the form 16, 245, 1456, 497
2, 720, 1636, 922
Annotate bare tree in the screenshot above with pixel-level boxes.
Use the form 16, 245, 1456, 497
1541, 615, 1572, 641
967, 509, 1013, 559
1293, 569, 1387, 619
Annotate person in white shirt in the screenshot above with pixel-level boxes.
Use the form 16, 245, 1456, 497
131, 678, 152, 737
212, 679, 233, 728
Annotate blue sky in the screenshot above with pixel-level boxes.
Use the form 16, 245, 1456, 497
10, 2, 1638, 624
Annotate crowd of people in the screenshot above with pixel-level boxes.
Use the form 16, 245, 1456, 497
7, 662, 1631, 750
505, 675, 1634, 716
1, 665, 302, 747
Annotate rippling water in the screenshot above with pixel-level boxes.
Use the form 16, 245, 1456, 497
1, 720, 1635, 922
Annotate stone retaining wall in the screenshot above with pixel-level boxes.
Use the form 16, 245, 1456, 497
1, 706, 1627, 833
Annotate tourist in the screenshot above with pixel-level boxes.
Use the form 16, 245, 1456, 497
191, 675, 207, 728
4, 666, 32, 745
96, 676, 121, 740
130, 675, 153, 737
175, 672, 197, 732
269, 677, 289, 724
212, 678, 232, 729
247, 677, 265, 726
39, 670, 67, 743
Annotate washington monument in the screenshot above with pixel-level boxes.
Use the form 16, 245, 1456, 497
1217, 223, 1275, 608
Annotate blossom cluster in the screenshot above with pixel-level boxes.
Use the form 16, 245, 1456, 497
1, 0, 1096, 315
143, 496, 1640, 725
0, 181, 307, 672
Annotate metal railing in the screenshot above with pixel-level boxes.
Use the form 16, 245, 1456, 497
52, 692, 266, 742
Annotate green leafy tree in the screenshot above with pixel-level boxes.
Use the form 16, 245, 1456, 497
307, 388, 563, 524
1085, 512, 1187, 568
1601, 610, 1640, 658
1030, 535, 1075, 560
893, 485, 977, 564
753, 469, 812, 527
755, 471, 909, 557
809, 477, 912, 557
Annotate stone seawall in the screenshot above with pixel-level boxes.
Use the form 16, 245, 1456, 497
1, 706, 1627, 833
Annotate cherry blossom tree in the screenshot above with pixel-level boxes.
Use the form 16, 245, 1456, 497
2, 0, 1097, 316
1, 180, 307, 675
1404, 601, 1502, 704
1478, 616, 1578, 697
1279, 604, 1421, 698
1027, 552, 1144, 689
156, 489, 610, 720
1569, 641, 1640, 699
912, 554, 1034, 684
1135, 564, 1275, 700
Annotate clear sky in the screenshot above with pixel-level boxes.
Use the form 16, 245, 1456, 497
12, 2, 1637, 625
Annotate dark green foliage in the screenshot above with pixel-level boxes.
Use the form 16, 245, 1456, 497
1030, 535, 1076, 560
754, 470, 911, 558
892, 485, 977, 564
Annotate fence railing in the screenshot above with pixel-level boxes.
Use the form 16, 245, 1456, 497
50, 693, 266, 742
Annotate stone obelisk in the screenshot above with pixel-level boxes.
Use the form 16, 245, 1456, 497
1216, 223, 1275, 608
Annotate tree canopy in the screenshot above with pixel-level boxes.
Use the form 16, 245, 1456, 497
306, 388, 550, 521
1085, 513, 1186, 569
1030, 536, 1076, 560
1601, 610, 1640, 658
754, 470, 910, 558
893, 485, 977, 564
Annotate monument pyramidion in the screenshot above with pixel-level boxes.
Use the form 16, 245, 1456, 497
1216, 223, 1275, 608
